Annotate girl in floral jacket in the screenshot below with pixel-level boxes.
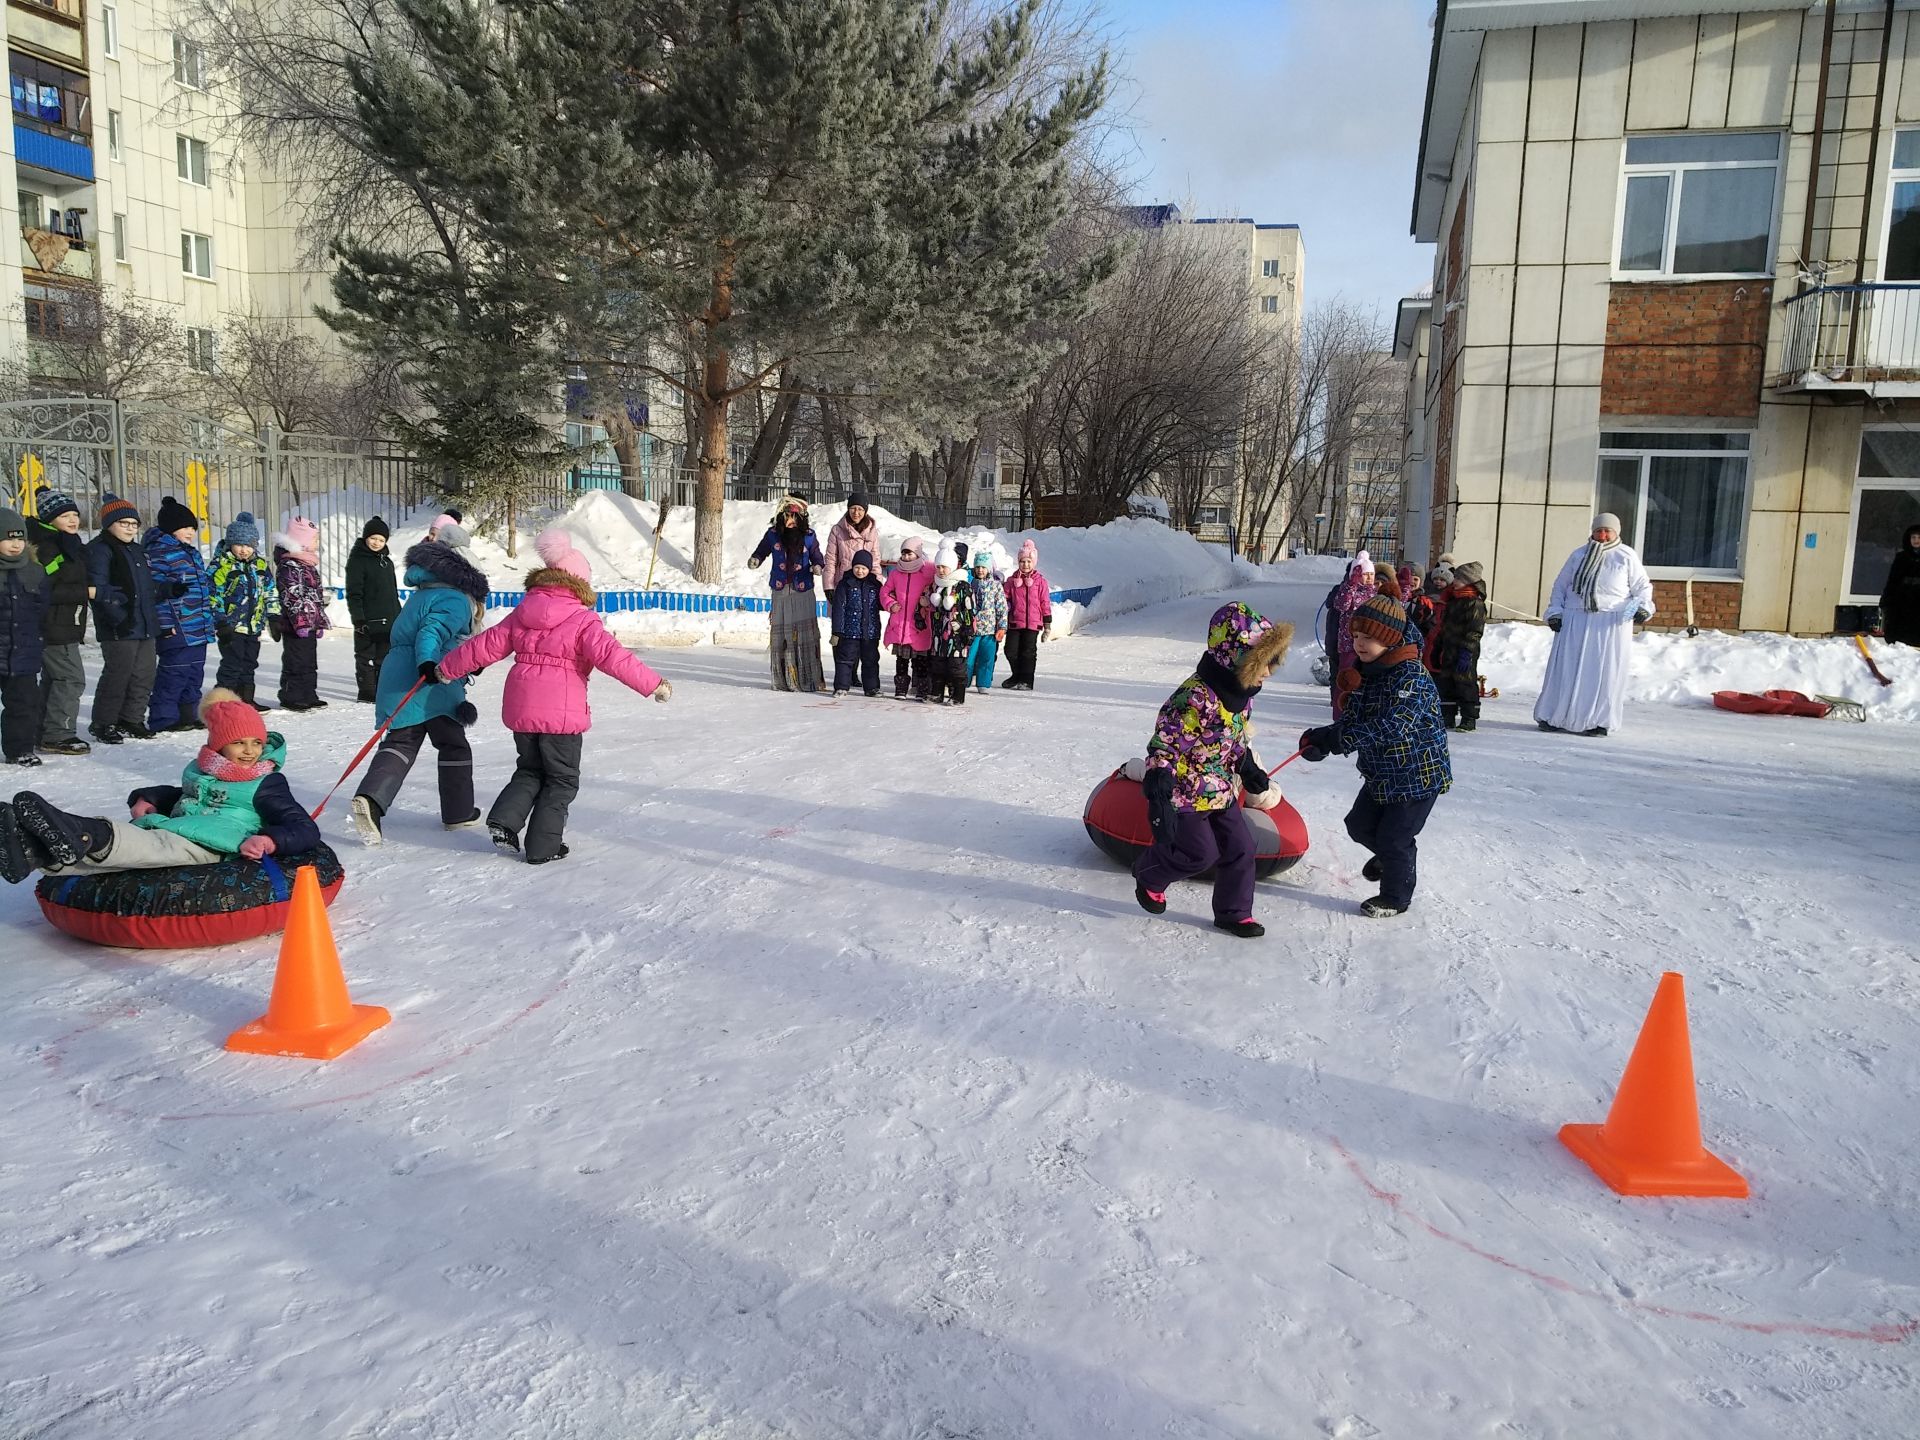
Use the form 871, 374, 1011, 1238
1133, 601, 1292, 939
920, 544, 976, 705
273, 517, 330, 711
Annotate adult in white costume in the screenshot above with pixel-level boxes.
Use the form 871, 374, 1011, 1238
1535, 513, 1654, 737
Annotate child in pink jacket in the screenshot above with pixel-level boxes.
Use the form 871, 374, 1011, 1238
1000, 538, 1052, 690
434, 529, 670, 864
878, 536, 935, 700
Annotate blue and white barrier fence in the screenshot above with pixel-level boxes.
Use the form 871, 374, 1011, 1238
333, 584, 1102, 618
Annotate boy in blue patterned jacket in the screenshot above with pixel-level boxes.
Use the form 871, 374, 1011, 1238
1299, 592, 1451, 919
143, 496, 216, 732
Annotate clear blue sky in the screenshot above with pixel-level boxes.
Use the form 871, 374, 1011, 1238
1095, 0, 1436, 321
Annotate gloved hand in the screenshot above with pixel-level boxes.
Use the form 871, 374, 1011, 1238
653, 680, 673, 703
267, 616, 284, 642
130, 799, 158, 820
419, 660, 444, 685
168, 580, 191, 598
1546, 615, 1562, 632
747, 555, 763, 570
1041, 622, 1053, 642
824, 588, 834, 601
1141, 766, 1175, 840
830, 633, 842, 647
1236, 750, 1271, 795
1633, 608, 1651, 624
1298, 727, 1335, 762
238, 834, 276, 860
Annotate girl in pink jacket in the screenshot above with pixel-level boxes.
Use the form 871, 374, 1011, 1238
878, 536, 935, 700
1000, 538, 1052, 690
435, 530, 671, 865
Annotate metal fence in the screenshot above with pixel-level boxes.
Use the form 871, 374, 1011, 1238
1777, 281, 1920, 385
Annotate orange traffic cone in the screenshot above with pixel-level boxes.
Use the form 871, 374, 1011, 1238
1559, 972, 1748, 1198
226, 865, 389, 1060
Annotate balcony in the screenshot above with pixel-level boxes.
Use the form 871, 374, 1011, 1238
1776, 283, 1920, 397
21, 227, 92, 280
7, 0, 86, 65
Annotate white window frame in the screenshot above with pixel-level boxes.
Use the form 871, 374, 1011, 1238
1846, 427, 1920, 603
1612, 131, 1782, 282
176, 135, 210, 186
1260, 258, 1279, 278
1879, 128, 1920, 280
187, 327, 217, 374
173, 34, 205, 90
101, 3, 118, 58
1260, 294, 1280, 314
1595, 430, 1752, 579
106, 109, 122, 162
180, 230, 213, 280
112, 212, 128, 263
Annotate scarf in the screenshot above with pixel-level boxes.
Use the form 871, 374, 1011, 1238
0, 542, 45, 587
929, 569, 967, 608
1196, 654, 1261, 715
197, 747, 277, 782
1572, 537, 1619, 611
281, 545, 319, 568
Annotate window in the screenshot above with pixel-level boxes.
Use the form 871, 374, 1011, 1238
1261, 294, 1280, 314
24, 292, 68, 338
106, 109, 121, 161
113, 212, 127, 262
173, 34, 205, 90
102, 4, 118, 57
1197, 504, 1229, 527
1617, 132, 1780, 277
1260, 258, 1279, 278
180, 230, 212, 279
187, 327, 217, 373
176, 135, 209, 185
17, 188, 45, 234
1596, 431, 1750, 574
1848, 431, 1920, 602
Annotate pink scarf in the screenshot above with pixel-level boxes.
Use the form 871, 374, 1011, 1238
198, 747, 277, 782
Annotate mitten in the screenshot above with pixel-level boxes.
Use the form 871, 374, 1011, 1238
830, 633, 842, 647
1547, 615, 1562, 632
1235, 750, 1271, 795
747, 555, 763, 570
1633, 608, 1651, 624
1041, 622, 1053, 641
267, 616, 284, 642
653, 680, 673, 704
418, 660, 444, 685
1141, 766, 1176, 840
1298, 727, 1334, 763
238, 834, 276, 860
168, 580, 191, 598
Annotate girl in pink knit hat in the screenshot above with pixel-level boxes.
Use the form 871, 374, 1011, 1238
272, 517, 330, 711
433, 529, 671, 865
1000, 537, 1052, 690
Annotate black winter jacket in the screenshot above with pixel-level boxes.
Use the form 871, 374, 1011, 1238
0, 562, 48, 677
86, 532, 161, 642
1882, 525, 1920, 647
30, 519, 89, 645
345, 538, 400, 631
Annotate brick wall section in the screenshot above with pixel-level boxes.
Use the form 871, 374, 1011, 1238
1601, 282, 1771, 418
1429, 194, 1469, 561
1647, 579, 1742, 630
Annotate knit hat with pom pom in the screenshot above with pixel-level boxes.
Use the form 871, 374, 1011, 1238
534, 527, 591, 582
200, 687, 267, 752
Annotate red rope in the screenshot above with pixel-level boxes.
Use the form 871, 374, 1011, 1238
308, 677, 427, 819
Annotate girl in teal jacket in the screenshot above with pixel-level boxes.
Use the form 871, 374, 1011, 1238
351, 539, 491, 845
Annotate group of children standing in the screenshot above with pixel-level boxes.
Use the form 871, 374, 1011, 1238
1325, 550, 1489, 732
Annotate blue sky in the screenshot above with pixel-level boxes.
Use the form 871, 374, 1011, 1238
1095, 0, 1436, 320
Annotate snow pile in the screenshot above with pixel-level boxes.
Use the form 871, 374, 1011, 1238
1482, 622, 1920, 723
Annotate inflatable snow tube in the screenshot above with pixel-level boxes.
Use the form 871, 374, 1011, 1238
35, 846, 346, 949
1083, 766, 1308, 878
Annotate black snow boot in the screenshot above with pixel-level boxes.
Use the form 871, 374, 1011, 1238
87, 722, 124, 746
1362, 857, 1382, 882
1457, 716, 1477, 732
1212, 917, 1266, 939
488, 822, 521, 855
13, 792, 112, 868
1360, 896, 1408, 919
1134, 881, 1167, 915
526, 845, 571, 866
0, 802, 54, 884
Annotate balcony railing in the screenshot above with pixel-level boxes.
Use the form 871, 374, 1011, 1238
1777, 282, 1920, 393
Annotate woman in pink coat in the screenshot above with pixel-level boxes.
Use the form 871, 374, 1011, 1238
878, 536, 935, 700
436, 530, 671, 865
821, 492, 880, 594
1000, 538, 1053, 690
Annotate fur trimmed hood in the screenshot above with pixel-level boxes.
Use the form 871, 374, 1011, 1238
1235, 620, 1293, 688
525, 566, 595, 608
404, 540, 490, 603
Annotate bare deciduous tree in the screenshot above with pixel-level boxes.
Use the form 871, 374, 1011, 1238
13, 283, 191, 404
197, 310, 398, 435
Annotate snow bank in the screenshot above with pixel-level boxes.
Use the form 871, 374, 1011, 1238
1482, 622, 1920, 723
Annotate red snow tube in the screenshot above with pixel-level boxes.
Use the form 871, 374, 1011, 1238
35, 847, 346, 950
1713, 690, 1829, 718
1083, 768, 1308, 878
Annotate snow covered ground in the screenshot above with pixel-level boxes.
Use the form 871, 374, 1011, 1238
2, 567, 1917, 1439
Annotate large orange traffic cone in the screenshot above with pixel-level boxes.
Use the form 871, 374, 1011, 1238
1559, 972, 1748, 1198
226, 865, 389, 1059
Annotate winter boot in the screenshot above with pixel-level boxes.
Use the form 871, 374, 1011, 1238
13, 792, 112, 868
1580, 726, 1607, 737
38, 736, 91, 757
1360, 896, 1407, 919
1457, 716, 1477, 732
87, 722, 124, 746
1212, 917, 1266, 939
526, 844, 571, 866
1362, 857, 1382, 882
488, 822, 521, 856
443, 808, 482, 831
120, 723, 158, 740
5, 753, 43, 768
350, 794, 384, 847
1134, 881, 1167, 915
0, 802, 54, 884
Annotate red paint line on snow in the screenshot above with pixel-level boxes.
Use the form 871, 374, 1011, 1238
1329, 1137, 1918, 1345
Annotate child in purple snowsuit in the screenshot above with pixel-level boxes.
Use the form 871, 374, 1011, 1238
1133, 601, 1292, 939
273, 517, 330, 711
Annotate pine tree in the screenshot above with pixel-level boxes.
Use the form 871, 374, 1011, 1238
333, 0, 1109, 581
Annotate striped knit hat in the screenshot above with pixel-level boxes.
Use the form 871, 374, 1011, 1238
99, 493, 140, 527
34, 487, 78, 523
1351, 593, 1408, 647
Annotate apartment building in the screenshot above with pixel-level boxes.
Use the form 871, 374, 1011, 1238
1408, 0, 1920, 633
4, 0, 324, 378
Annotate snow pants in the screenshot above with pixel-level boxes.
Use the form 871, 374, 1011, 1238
38, 642, 83, 744
354, 624, 392, 703
1343, 790, 1438, 911
833, 636, 879, 695
215, 631, 262, 694
968, 636, 998, 690
1436, 668, 1480, 728
1004, 627, 1040, 687
279, 634, 320, 708
43, 820, 221, 874
356, 714, 474, 825
893, 645, 931, 700
2, 671, 41, 761
148, 636, 208, 729
94, 639, 156, 732
490, 731, 582, 863
1132, 800, 1256, 923
933, 653, 968, 704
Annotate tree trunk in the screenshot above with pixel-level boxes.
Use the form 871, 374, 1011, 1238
691, 256, 735, 585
